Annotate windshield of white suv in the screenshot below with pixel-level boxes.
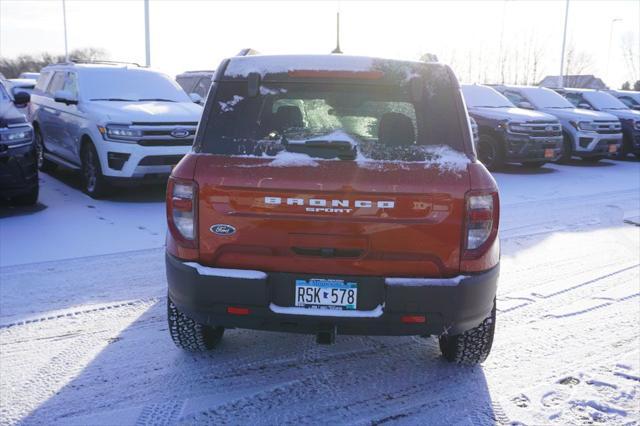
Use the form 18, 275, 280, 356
199, 79, 467, 161
81, 69, 191, 102
524, 88, 574, 109
462, 85, 514, 108
583, 91, 629, 110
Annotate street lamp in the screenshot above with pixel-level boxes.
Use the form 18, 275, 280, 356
558, 0, 570, 88
62, 0, 69, 61
606, 18, 623, 88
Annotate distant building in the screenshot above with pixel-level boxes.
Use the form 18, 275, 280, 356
539, 75, 608, 90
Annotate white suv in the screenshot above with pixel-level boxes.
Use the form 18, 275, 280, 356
29, 62, 203, 197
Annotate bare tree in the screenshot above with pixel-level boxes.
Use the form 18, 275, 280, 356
0, 47, 109, 78
620, 31, 639, 83
564, 42, 594, 76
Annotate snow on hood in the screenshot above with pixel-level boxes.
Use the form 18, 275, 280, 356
469, 106, 558, 122
602, 108, 640, 120
540, 107, 620, 121
89, 101, 202, 123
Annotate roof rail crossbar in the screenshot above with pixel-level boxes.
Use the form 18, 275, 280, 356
236, 48, 260, 57
68, 60, 142, 67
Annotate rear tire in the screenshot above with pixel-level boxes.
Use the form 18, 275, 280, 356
438, 301, 496, 365
521, 161, 545, 168
11, 186, 39, 206
81, 142, 110, 199
477, 135, 505, 171
167, 297, 224, 351
34, 128, 57, 173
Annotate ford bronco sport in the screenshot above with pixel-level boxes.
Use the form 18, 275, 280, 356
166, 54, 500, 364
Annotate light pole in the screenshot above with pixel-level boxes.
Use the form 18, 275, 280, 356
558, 0, 570, 88
144, 0, 151, 67
62, 0, 69, 61
606, 18, 622, 88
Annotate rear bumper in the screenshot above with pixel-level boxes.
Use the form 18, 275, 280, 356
166, 253, 499, 337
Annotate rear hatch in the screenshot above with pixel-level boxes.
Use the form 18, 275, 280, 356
194, 56, 473, 277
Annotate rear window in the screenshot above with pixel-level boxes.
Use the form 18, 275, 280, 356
199, 78, 467, 162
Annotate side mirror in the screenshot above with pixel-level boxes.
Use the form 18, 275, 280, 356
518, 101, 533, 110
577, 103, 592, 110
189, 93, 203, 104
54, 90, 77, 105
13, 91, 30, 106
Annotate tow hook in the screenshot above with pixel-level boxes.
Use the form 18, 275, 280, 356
316, 325, 337, 345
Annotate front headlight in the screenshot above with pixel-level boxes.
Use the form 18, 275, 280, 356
508, 122, 529, 133
0, 127, 33, 145
577, 121, 597, 131
99, 125, 142, 141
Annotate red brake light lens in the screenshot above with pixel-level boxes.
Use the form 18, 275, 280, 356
167, 178, 197, 248
463, 192, 498, 259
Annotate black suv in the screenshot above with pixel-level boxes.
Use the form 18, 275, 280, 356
462, 84, 562, 169
0, 81, 38, 205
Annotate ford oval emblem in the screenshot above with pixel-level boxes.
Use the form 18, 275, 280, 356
210, 224, 236, 236
171, 128, 190, 138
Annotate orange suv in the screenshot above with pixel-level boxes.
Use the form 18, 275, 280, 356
165, 54, 500, 364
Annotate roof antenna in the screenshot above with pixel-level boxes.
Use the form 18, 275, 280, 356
332, 12, 342, 54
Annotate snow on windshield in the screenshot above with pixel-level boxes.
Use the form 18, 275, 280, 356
81, 69, 190, 102
462, 85, 514, 108
225, 55, 375, 78
584, 92, 628, 110
524, 88, 573, 109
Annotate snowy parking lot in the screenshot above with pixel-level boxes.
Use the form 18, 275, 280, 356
1, 159, 639, 425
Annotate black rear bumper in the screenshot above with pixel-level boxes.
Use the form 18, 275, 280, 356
166, 253, 499, 337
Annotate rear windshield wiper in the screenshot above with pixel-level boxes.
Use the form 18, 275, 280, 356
90, 98, 136, 101
284, 135, 358, 160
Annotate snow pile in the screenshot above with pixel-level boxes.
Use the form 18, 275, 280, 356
356, 144, 469, 174
267, 151, 319, 167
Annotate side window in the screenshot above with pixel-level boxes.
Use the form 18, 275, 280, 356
176, 76, 195, 93
35, 72, 51, 92
63, 73, 78, 98
193, 77, 212, 98
619, 96, 637, 108
46, 72, 66, 95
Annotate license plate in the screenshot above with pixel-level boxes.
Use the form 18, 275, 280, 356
544, 148, 555, 159
609, 144, 617, 153
295, 278, 357, 310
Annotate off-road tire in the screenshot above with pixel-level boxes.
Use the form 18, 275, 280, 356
477, 134, 505, 171
167, 297, 224, 351
81, 142, 110, 199
438, 301, 496, 365
12, 186, 39, 206
34, 128, 57, 173
521, 161, 545, 168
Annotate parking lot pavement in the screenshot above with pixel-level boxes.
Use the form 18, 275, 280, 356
0, 159, 639, 425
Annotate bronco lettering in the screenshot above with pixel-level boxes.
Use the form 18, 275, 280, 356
264, 196, 395, 209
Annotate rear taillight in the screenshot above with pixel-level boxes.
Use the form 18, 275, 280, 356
167, 178, 197, 248
462, 191, 499, 259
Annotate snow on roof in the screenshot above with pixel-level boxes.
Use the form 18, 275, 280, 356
223, 54, 429, 79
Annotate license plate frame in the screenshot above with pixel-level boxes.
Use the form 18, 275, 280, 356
294, 278, 358, 311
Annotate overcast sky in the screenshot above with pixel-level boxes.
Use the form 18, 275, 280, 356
1, 0, 638, 88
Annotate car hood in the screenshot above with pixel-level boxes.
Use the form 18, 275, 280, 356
539, 107, 619, 121
601, 108, 640, 121
469, 106, 557, 122
0, 101, 28, 127
88, 101, 203, 124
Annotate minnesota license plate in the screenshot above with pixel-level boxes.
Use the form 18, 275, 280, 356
295, 278, 357, 310
544, 148, 555, 159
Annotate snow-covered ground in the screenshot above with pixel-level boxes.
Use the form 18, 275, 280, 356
1, 159, 639, 425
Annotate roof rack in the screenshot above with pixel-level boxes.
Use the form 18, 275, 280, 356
180, 70, 216, 74
51, 60, 142, 67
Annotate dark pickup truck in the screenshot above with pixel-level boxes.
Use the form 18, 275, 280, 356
462, 84, 562, 170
